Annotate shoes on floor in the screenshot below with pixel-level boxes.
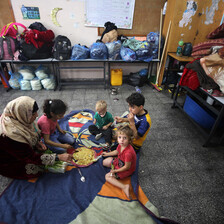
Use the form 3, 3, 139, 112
111, 87, 118, 95
95, 133, 103, 140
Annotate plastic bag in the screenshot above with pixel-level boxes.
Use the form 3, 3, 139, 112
18, 66, 35, 80
41, 74, 56, 90
35, 65, 49, 80
90, 42, 108, 59
139, 68, 148, 76
127, 72, 148, 87
147, 32, 159, 47
147, 32, 161, 59
30, 78, 42, 90
122, 38, 143, 51
8, 71, 21, 89
19, 79, 32, 90
71, 44, 90, 60
135, 41, 153, 62
124, 68, 148, 87
120, 46, 136, 62
106, 41, 121, 60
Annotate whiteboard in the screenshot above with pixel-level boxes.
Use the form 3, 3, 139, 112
85, 0, 135, 29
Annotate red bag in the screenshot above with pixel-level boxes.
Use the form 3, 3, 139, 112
179, 59, 200, 90
0, 22, 26, 39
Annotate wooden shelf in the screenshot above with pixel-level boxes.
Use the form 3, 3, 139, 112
168, 53, 193, 62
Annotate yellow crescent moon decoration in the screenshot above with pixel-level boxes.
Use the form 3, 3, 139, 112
51, 7, 62, 27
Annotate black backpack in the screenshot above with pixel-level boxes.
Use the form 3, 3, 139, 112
19, 40, 53, 61
53, 35, 72, 60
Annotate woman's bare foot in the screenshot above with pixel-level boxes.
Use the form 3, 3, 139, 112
122, 184, 130, 199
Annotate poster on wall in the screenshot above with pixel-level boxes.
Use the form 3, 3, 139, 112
179, 1, 197, 28
85, 0, 135, 29
21, 5, 40, 19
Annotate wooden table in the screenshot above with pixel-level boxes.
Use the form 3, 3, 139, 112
168, 52, 193, 62
164, 52, 194, 98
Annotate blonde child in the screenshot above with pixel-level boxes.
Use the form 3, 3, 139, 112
37, 99, 75, 154
102, 126, 137, 199
88, 100, 114, 149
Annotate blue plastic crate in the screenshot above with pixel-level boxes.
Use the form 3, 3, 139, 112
183, 95, 215, 129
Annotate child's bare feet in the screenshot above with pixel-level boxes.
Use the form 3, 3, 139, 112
122, 184, 130, 199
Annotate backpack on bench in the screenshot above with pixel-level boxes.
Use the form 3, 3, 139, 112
0, 36, 17, 60
53, 35, 72, 60
0, 22, 26, 60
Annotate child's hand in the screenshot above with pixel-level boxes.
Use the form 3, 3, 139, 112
63, 144, 73, 149
102, 152, 107, 157
127, 113, 134, 123
115, 116, 122, 123
102, 125, 108, 130
58, 153, 73, 163
36, 141, 47, 151
110, 169, 116, 174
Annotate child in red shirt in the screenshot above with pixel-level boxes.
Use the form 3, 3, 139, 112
102, 125, 136, 199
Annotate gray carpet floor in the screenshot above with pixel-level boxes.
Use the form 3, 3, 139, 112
0, 83, 224, 224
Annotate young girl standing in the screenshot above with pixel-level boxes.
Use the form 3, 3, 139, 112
102, 126, 136, 199
37, 99, 75, 153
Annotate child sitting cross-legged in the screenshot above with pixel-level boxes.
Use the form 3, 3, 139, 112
102, 125, 136, 199
115, 92, 151, 151
88, 100, 114, 149
37, 99, 75, 154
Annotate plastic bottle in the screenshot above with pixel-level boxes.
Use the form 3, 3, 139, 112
135, 86, 141, 93
176, 40, 184, 56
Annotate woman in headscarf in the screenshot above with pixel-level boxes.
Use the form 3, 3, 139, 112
0, 96, 73, 179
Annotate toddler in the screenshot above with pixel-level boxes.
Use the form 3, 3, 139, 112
88, 100, 114, 149
102, 125, 136, 199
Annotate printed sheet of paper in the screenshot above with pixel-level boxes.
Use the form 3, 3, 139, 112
85, 0, 135, 29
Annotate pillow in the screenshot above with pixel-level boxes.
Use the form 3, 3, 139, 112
207, 23, 224, 39
191, 49, 211, 58
192, 38, 224, 52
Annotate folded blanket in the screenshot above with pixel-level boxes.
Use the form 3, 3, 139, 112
192, 38, 224, 53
